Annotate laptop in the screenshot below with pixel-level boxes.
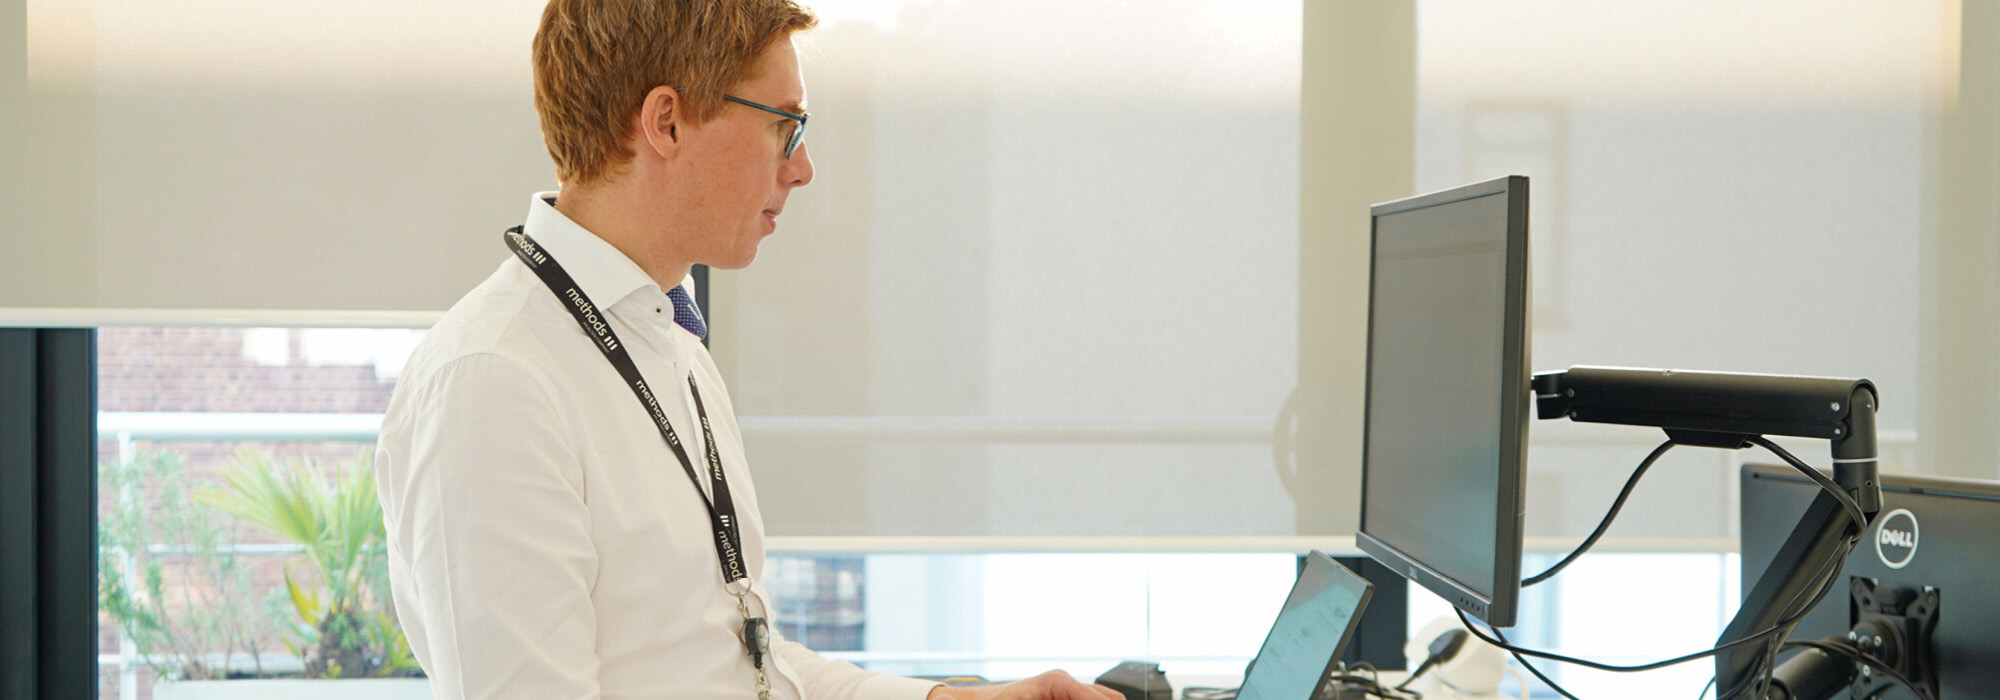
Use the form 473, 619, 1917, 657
1235, 550, 1376, 700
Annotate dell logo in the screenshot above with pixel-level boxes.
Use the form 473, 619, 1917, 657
1874, 508, 1919, 569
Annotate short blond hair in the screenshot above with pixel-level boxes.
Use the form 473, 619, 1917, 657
533, 0, 818, 187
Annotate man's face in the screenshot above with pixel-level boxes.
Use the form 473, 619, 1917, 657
674, 36, 815, 270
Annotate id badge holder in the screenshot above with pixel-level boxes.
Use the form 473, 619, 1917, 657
744, 616, 771, 669
728, 579, 773, 676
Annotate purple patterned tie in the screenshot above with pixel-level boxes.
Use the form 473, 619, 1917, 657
666, 284, 707, 341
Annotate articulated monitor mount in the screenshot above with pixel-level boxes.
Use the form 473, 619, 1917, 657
1532, 366, 1887, 700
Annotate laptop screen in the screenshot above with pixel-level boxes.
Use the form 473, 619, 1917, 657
1237, 551, 1375, 700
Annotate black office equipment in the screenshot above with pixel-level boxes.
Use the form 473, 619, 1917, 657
1741, 463, 1999, 699
1356, 175, 1890, 697
1357, 175, 1532, 627
1533, 367, 1882, 697
1094, 661, 1170, 700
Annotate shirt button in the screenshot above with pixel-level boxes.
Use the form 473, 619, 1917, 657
654, 307, 664, 315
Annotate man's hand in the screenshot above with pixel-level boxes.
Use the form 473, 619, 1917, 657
927, 670, 1126, 700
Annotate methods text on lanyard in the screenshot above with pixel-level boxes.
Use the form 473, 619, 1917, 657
503, 227, 774, 696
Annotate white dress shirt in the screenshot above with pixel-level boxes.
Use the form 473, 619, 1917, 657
375, 193, 940, 700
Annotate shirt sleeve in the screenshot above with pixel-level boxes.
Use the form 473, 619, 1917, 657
774, 635, 941, 700
383, 352, 601, 700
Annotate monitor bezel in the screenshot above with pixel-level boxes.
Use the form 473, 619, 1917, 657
1355, 175, 1531, 628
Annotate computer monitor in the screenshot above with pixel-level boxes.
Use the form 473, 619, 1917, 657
1356, 175, 1531, 627
1740, 463, 2000, 698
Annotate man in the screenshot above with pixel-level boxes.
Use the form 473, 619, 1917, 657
373, 2, 1128, 699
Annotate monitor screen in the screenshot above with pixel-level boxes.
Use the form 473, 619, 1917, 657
1239, 551, 1375, 700
1740, 464, 2000, 698
1356, 176, 1530, 627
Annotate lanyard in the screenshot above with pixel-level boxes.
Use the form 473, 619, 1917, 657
503, 227, 774, 698
503, 227, 748, 586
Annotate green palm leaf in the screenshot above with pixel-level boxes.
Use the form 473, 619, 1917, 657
196, 448, 411, 678
196, 449, 329, 548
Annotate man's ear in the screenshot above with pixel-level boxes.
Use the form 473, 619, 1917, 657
637, 85, 684, 159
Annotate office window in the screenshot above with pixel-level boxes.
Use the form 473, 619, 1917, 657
94, 327, 416, 697
91, 327, 1303, 694
91, 328, 884, 697
830, 552, 1299, 680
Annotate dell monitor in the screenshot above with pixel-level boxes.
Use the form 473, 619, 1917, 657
1741, 463, 2000, 699
1356, 175, 1531, 627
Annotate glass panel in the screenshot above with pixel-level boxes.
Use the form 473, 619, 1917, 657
94, 326, 421, 692
794, 552, 1300, 680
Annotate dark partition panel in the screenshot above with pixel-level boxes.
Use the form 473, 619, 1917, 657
0, 328, 98, 699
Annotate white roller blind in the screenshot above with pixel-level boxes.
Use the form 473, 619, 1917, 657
712, 0, 1313, 537
2, 0, 551, 314
1416, 0, 1953, 542
11, 0, 1988, 547
725, 0, 1968, 542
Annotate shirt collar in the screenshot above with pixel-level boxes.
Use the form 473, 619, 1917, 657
523, 191, 688, 310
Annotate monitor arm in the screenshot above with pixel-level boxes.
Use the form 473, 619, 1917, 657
1531, 366, 1881, 698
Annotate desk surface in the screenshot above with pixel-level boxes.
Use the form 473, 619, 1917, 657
1166, 671, 1519, 700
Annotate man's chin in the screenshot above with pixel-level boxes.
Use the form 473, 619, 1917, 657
705, 249, 759, 271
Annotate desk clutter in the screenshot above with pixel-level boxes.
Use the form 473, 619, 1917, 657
1093, 616, 1527, 700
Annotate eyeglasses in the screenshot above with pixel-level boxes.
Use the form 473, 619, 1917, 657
720, 94, 809, 159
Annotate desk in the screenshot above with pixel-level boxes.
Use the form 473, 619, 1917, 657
1168, 668, 1525, 700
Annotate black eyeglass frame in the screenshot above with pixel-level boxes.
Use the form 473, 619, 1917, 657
720, 94, 809, 159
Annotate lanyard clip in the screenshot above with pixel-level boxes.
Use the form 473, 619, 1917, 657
743, 616, 770, 670
724, 577, 753, 598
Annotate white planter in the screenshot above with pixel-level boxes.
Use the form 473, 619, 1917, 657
153, 679, 432, 700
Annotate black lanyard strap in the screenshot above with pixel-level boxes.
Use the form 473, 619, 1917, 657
503, 227, 748, 587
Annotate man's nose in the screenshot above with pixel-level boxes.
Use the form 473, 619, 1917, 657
785, 143, 814, 188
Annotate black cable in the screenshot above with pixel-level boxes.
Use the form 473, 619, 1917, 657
1520, 438, 1864, 592
1714, 669, 1763, 700
1712, 535, 1862, 700
1694, 676, 1715, 700
1727, 541, 1842, 700
1456, 604, 1788, 673
1729, 438, 1871, 700
1746, 437, 1867, 539
1395, 629, 1469, 692
1455, 522, 1858, 700
1749, 619, 1786, 700
1454, 533, 1852, 674
1720, 585, 1793, 700
1714, 550, 1865, 700
1781, 639, 1936, 700
1488, 623, 1580, 700
1524, 440, 1678, 587
1460, 437, 1867, 687
1325, 661, 1421, 700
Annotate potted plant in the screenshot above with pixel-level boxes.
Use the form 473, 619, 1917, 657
98, 451, 285, 684
155, 449, 429, 699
